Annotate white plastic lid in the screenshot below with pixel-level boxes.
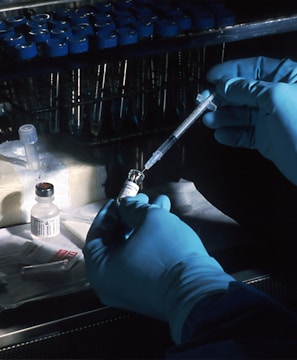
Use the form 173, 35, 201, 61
18, 124, 38, 144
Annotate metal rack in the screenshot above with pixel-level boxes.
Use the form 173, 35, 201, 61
0, 0, 297, 145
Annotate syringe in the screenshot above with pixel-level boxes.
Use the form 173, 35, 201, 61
142, 92, 217, 171
117, 92, 216, 201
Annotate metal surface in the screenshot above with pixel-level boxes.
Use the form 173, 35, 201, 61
0, 0, 86, 12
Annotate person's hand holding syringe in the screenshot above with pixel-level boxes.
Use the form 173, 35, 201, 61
117, 91, 217, 200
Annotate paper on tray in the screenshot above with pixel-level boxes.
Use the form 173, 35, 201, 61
0, 138, 107, 227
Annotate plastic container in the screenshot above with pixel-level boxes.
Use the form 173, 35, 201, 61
18, 124, 40, 171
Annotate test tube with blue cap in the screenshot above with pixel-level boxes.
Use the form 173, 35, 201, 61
165, 6, 193, 120
110, 26, 139, 132
130, 18, 154, 130
91, 28, 118, 137
6, 15, 27, 34
44, 38, 69, 133
117, 92, 217, 201
13, 41, 39, 120
153, 18, 179, 121
0, 30, 23, 113
187, 4, 216, 94
65, 34, 89, 136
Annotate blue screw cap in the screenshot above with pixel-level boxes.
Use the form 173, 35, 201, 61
155, 19, 179, 37
44, 38, 69, 57
68, 35, 89, 53
96, 30, 118, 48
71, 23, 94, 36
118, 26, 138, 45
15, 41, 38, 60
3, 33, 26, 47
133, 20, 154, 39
28, 28, 51, 43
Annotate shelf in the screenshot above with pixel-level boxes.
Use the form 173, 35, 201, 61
1, 13, 297, 80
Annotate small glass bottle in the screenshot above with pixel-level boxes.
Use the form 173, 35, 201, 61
117, 169, 145, 201
31, 182, 60, 240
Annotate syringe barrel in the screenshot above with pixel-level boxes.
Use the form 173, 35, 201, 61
144, 135, 177, 170
156, 134, 178, 156
172, 92, 216, 139
143, 92, 216, 171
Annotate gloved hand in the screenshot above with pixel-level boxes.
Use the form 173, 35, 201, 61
202, 56, 297, 185
83, 194, 234, 344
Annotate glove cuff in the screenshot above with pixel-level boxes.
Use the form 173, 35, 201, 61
161, 255, 234, 344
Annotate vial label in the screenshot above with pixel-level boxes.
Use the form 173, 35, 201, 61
31, 215, 60, 238
118, 180, 139, 199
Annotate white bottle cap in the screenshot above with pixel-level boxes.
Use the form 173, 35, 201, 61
18, 124, 38, 144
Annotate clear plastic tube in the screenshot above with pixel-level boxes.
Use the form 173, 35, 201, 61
21, 260, 69, 277
18, 124, 40, 171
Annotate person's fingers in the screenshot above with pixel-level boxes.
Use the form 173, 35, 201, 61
207, 57, 297, 83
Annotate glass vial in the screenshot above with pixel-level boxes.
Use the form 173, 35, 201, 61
117, 169, 145, 201
31, 182, 60, 240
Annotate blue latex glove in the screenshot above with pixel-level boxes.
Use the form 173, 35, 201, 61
83, 194, 234, 344
202, 57, 297, 185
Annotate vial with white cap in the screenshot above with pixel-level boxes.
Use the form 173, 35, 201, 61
18, 124, 40, 171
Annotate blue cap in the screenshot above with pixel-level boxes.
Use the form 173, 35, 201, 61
165, 7, 184, 21
6, 16, 27, 28
26, 19, 48, 30
155, 19, 179, 37
133, 20, 154, 39
132, 6, 153, 18
15, 41, 38, 60
216, 10, 236, 28
48, 19, 70, 30
50, 27, 72, 39
115, 0, 134, 10
71, 23, 94, 36
193, 11, 215, 31
76, 6, 96, 17
28, 28, 50, 43
115, 14, 136, 27
152, 2, 171, 15
3, 33, 26, 47
53, 8, 76, 21
94, 20, 116, 33
31, 13, 51, 25
0, 27, 15, 40
68, 13, 90, 26
94, 1, 114, 13
44, 38, 69, 57
118, 26, 138, 45
177, 15, 192, 32
68, 35, 89, 53
96, 30, 118, 48
134, 0, 152, 5
93, 12, 114, 24
0, 20, 6, 30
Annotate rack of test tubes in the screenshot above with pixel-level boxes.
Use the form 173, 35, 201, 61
0, 0, 296, 144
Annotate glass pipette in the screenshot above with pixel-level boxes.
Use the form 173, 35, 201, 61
142, 92, 217, 172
